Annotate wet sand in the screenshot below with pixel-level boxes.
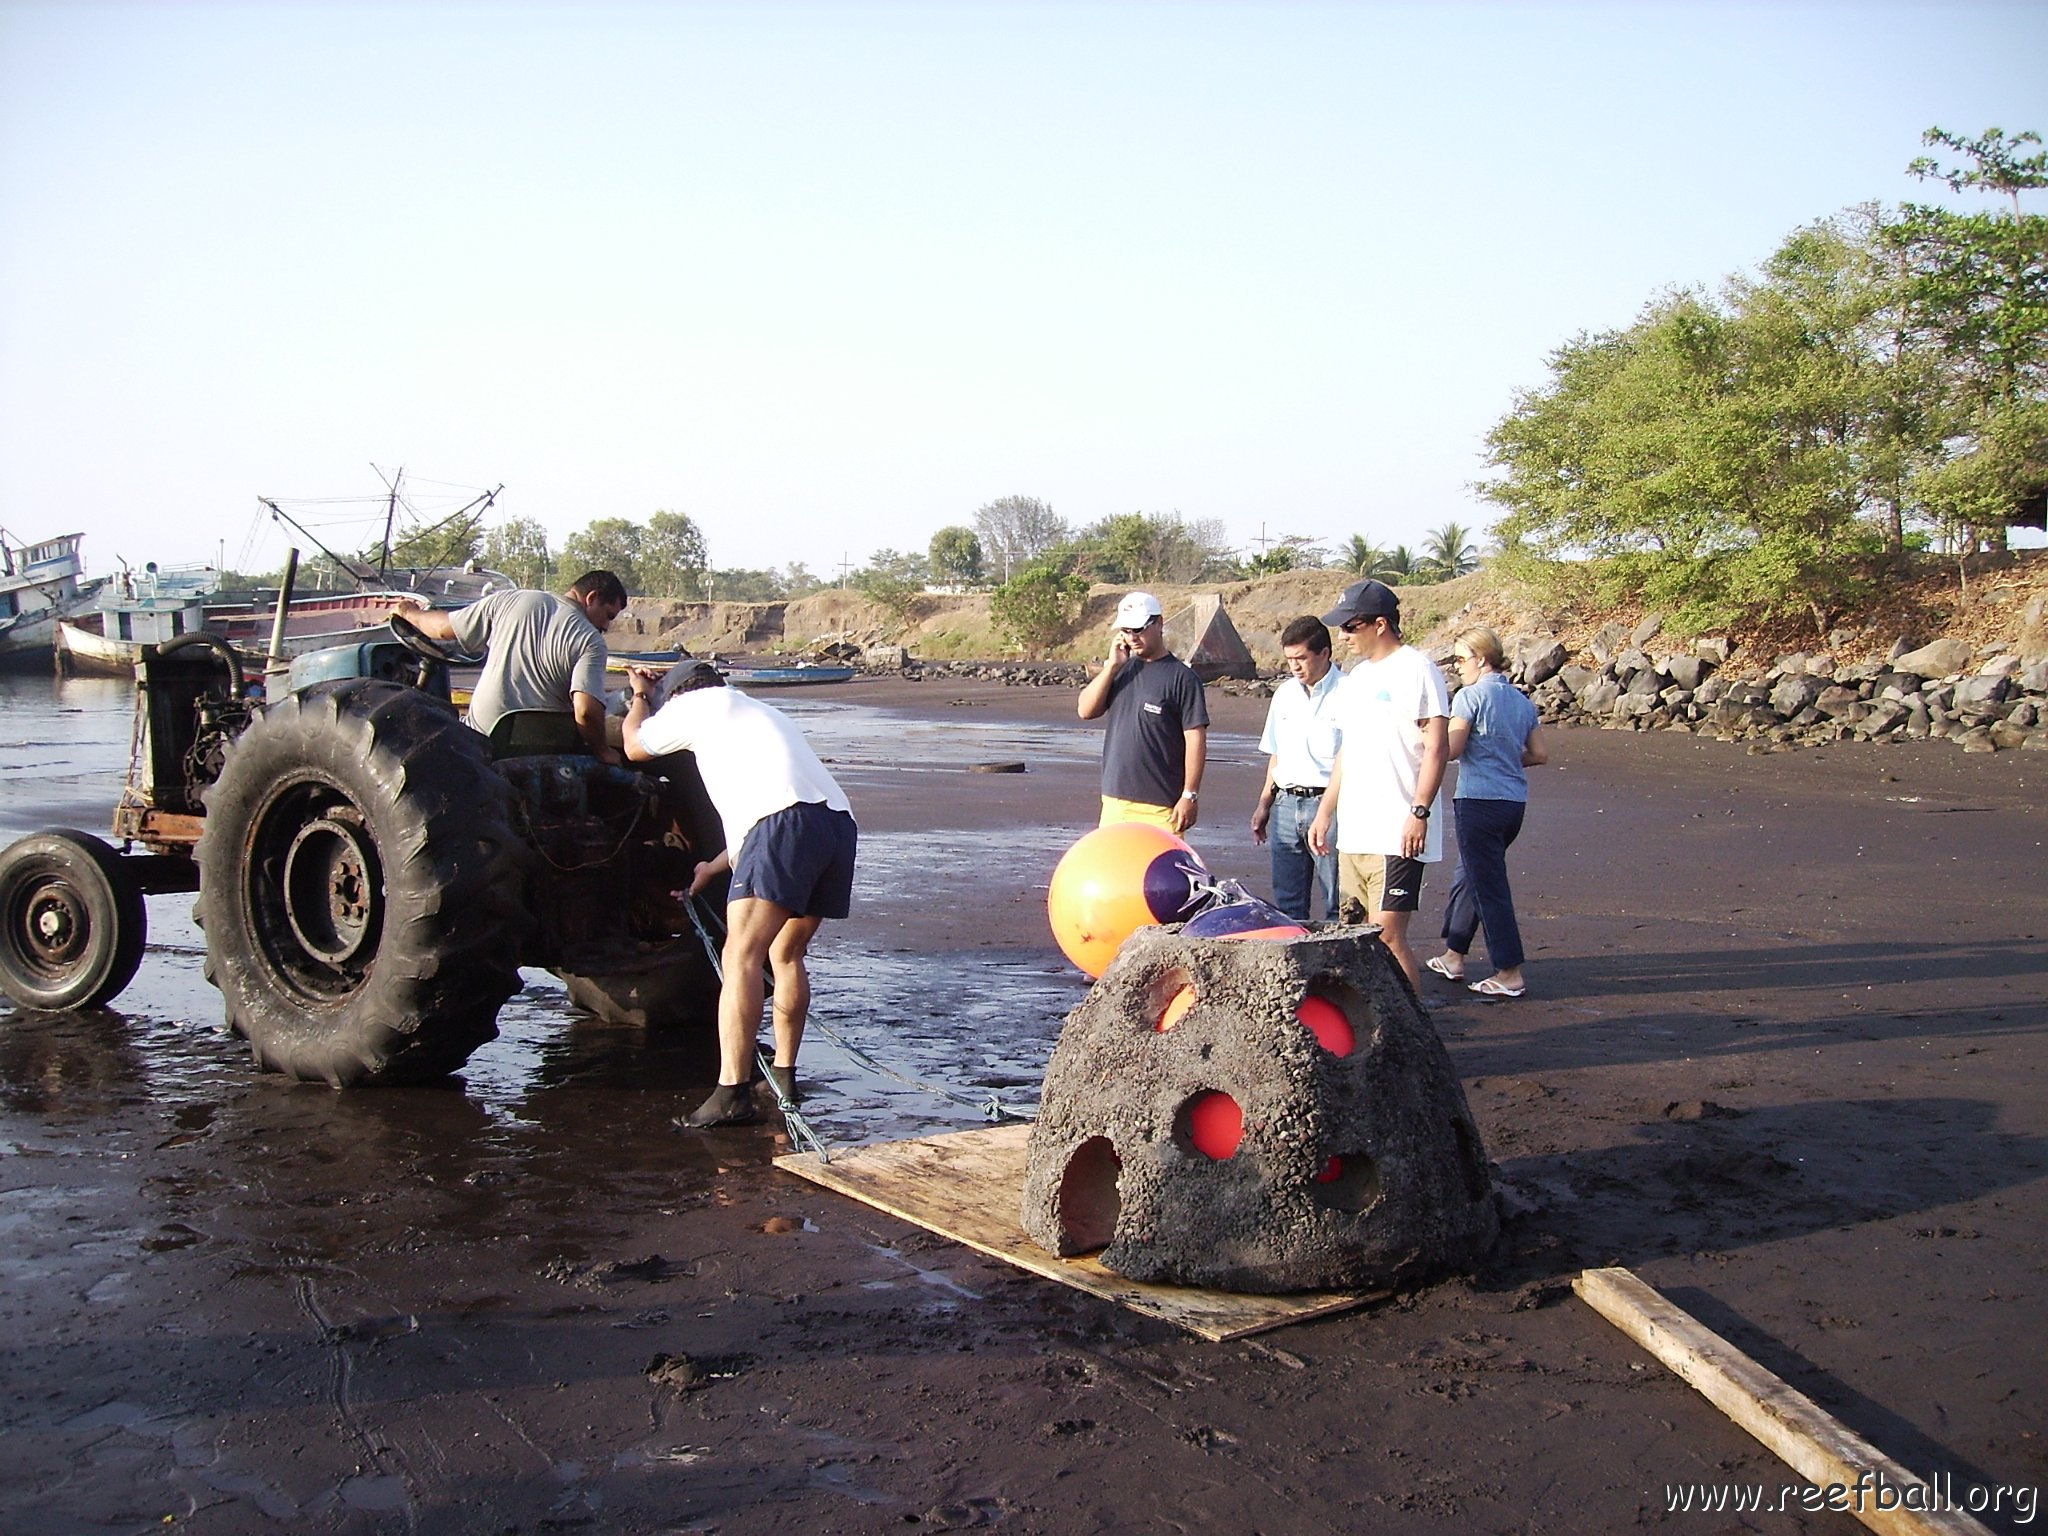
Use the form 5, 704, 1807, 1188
2, 673, 2044, 1534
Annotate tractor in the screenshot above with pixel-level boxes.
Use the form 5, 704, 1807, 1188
0, 620, 723, 1085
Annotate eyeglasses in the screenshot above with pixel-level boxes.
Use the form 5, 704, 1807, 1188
1340, 618, 1375, 633
1453, 650, 1477, 664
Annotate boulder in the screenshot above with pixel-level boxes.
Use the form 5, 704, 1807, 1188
1630, 613, 1664, 648
1814, 685, 1862, 718
1558, 664, 1599, 697
1516, 637, 1568, 688
1579, 677, 1622, 716
1665, 655, 1714, 691
1990, 720, 2033, 752
1958, 726, 1998, 754
1892, 637, 1972, 679
1588, 623, 1628, 664
1695, 675, 1731, 706
1694, 637, 1731, 665
1625, 667, 1664, 698
2021, 660, 2048, 695
1769, 673, 1830, 718
1952, 675, 2011, 713
1612, 646, 1654, 680
1857, 700, 1909, 736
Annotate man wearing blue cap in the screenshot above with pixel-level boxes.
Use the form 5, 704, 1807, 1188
1307, 579, 1450, 993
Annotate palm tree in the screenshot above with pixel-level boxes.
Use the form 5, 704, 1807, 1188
1423, 522, 1478, 580
1385, 544, 1417, 580
1340, 535, 1395, 579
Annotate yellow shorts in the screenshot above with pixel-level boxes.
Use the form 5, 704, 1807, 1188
1099, 795, 1178, 830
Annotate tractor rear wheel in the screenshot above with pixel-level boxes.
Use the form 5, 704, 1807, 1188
197, 680, 531, 1086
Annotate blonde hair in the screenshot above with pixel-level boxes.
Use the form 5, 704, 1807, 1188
1455, 625, 1505, 671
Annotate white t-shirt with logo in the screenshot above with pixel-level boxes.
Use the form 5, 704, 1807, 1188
1329, 644, 1451, 860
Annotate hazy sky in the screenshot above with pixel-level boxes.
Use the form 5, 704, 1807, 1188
2, 0, 2043, 580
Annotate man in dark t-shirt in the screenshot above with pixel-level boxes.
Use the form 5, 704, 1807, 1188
1076, 591, 1210, 834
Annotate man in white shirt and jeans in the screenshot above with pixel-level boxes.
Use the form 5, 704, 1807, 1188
1307, 580, 1450, 994
1250, 615, 1341, 920
622, 661, 857, 1129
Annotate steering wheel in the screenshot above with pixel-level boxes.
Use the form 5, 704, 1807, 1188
389, 611, 460, 663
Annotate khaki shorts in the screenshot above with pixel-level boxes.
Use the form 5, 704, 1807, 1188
1338, 852, 1425, 922
1099, 795, 1178, 830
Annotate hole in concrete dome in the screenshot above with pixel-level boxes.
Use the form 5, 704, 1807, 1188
1056, 1136, 1122, 1253
1296, 993, 1355, 1055
1177, 1091, 1244, 1160
1310, 1152, 1382, 1212
1305, 975, 1375, 1054
1146, 967, 1197, 1032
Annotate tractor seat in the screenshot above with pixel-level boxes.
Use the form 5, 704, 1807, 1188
486, 710, 589, 760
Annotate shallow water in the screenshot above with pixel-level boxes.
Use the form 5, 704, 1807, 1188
0, 672, 1121, 1152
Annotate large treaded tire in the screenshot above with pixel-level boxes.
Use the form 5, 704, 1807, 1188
197, 680, 531, 1086
0, 830, 147, 1011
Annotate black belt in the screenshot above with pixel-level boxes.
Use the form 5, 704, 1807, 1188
1278, 785, 1326, 797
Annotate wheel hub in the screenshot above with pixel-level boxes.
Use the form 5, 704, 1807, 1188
281, 815, 380, 966
24, 882, 86, 964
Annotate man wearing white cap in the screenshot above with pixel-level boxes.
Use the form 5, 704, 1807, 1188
1077, 591, 1209, 834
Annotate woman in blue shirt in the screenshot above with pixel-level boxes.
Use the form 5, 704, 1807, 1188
1426, 626, 1548, 998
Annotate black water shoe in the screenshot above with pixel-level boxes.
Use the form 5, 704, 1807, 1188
761, 1064, 802, 1108
678, 1084, 758, 1130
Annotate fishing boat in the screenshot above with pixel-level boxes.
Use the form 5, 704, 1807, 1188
0, 532, 108, 667
724, 662, 857, 687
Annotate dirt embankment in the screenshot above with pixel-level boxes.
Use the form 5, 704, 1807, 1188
608, 554, 2048, 675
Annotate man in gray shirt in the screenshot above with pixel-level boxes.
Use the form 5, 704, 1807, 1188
397, 570, 627, 763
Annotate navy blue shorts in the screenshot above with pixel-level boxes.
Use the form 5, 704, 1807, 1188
730, 802, 857, 918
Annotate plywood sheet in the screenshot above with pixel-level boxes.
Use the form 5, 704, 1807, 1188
775, 1122, 1378, 1341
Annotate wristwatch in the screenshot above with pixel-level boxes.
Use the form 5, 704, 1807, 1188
1410, 803, 1430, 820
1180, 790, 1199, 802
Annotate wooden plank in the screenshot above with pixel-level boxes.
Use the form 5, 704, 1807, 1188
1574, 1267, 1997, 1536
777, 1123, 1378, 1342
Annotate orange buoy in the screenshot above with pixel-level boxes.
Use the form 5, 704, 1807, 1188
1047, 823, 1209, 978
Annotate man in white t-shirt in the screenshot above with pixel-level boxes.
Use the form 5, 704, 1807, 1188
622, 661, 857, 1129
1307, 579, 1450, 993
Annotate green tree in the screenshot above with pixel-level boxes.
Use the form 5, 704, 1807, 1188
852, 548, 929, 623
990, 561, 1088, 656
706, 567, 784, 602
1339, 535, 1397, 578
973, 495, 1067, 582
928, 526, 985, 586
1073, 512, 1233, 584
480, 516, 553, 589
639, 510, 710, 598
1893, 126, 2048, 553
559, 517, 643, 591
1421, 522, 1478, 580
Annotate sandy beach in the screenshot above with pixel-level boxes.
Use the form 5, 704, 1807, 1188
2, 672, 2043, 1534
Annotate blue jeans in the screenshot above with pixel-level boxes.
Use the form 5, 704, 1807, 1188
1441, 797, 1526, 970
1269, 791, 1337, 921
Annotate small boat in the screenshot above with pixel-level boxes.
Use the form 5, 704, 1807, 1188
724, 663, 857, 687
606, 648, 686, 672
0, 532, 108, 667
55, 563, 222, 675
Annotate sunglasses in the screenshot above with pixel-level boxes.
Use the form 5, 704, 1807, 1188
1341, 617, 1378, 633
